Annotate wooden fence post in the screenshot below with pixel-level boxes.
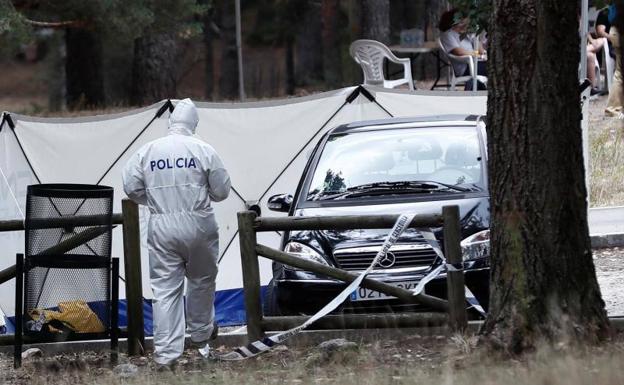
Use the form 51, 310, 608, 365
238, 210, 263, 343
122, 199, 145, 355
443, 205, 467, 332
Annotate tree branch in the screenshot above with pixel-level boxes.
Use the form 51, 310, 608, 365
24, 18, 85, 29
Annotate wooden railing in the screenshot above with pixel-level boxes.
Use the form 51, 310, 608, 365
237, 205, 468, 343
0, 199, 145, 356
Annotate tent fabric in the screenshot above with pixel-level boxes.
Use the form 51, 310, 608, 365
0, 85, 486, 325
0, 287, 265, 336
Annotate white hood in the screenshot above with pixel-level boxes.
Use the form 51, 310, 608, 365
168, 98, 199, 135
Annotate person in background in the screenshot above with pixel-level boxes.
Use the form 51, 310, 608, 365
585, 2, 612, 95
587, 32, 605, 94
596, 2, 614, 55
605, 4, 623, 117
438, 8, 487, 91
122, 98, 231, 369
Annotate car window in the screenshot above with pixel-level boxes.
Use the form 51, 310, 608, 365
307, 126, 484, 200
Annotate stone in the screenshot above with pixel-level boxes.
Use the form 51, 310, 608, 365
21, 348, 43, 360
317, 338, 358, 354
113, 363, 139, 378
305, 338, 359, 367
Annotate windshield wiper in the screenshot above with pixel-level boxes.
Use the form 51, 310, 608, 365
347, 181, 471, 193
308, 190, 346, 200
312, 180, 472, 201
310, 180, 476, 201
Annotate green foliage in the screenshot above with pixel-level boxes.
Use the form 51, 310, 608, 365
0, 0, 33, 54
593, 0, 611, 10
449, 0, 492, 33
2, 0, 209, 45
323, 169, 346, 192
139, 0, 209, 36
247, 0, 309, 45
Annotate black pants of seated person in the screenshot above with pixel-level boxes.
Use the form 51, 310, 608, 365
462, 61, 487, 91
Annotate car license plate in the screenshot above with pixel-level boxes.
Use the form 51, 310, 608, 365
350, 281, 418, 302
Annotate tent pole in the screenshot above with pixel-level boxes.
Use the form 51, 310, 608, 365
257, 98, 351, 202
95, 100, 172, 186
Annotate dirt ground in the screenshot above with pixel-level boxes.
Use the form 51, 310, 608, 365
2, 329, 624, 385
588, 93, 624, 206
594, 247, 624, 316
0, 246, 620, 385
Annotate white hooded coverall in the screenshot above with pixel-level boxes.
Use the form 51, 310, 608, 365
122, 99, 231, 365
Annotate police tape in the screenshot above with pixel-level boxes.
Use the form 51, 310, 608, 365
203, 214, 484, 361
201, 213, 416, 360
419, 231, 486, 316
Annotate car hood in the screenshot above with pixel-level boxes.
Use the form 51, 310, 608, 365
286, 196, 489, 261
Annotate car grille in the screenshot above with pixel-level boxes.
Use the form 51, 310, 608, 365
333, 244, 437, 271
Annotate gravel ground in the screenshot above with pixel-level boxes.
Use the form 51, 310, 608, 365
0, 249, 620, 384
594, 247, 624, 316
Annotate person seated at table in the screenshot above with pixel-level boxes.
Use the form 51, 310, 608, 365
438, 9, 487, 90
587, 32, 605, 94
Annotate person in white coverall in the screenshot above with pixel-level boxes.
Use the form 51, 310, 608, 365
122, 98, 231, 366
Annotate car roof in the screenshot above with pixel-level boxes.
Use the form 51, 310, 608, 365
330, 115, 484, 134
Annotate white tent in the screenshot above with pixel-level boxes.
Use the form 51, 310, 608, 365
0, 85, 487, 327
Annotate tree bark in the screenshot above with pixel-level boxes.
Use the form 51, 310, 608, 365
321, 0, 342, 87
130, 33, 178, 107
482, 0, 610, 353
361, 0, 390, 44
203, 4, 217, 100
295, 0, 323, 86
65, 28, 104, 109
285, 38, 295, 94
47, 31, 65, 111
215, 0, 239, 100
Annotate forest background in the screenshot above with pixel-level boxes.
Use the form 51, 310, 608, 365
0, 0, 453, 113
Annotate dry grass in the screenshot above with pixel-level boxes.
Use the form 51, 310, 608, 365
589, 96, 624, 207
3, 333, 624, 385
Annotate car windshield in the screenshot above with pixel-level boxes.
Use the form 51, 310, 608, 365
307, 126, 485, 201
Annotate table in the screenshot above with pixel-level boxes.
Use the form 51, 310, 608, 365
388, 42, 450, 90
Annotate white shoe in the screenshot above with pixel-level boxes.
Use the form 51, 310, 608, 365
198, 344, 215, 359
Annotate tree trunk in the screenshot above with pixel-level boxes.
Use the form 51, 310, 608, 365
295, 0, 323, 86
65, 28, 104, 109
47, 31, 65, 112
203, 4, 217, 100
285, 38, 295, 94
130, 33, 178, 107
482, 0, 610, 353
321, 0, 342, 87
361, 0, 390, 44
215, 0, 239, 100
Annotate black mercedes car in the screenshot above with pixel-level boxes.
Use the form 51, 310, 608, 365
264, 115, 490, 316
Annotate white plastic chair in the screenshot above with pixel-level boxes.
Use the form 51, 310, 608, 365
437, 38, 487, 91
349, 39, 415, 90
601, 37, 616, 93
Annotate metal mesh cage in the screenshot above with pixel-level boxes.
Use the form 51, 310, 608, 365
23, 184, 113, 336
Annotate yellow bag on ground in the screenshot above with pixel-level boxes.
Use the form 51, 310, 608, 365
29, 300, 105, 333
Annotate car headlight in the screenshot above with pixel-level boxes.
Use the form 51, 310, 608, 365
283, 242, 329, 269
460, 230, 490, 261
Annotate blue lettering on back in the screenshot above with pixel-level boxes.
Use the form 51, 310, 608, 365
148, 157, 198, 171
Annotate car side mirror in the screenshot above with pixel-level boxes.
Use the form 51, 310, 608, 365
267, 194, 293, 213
